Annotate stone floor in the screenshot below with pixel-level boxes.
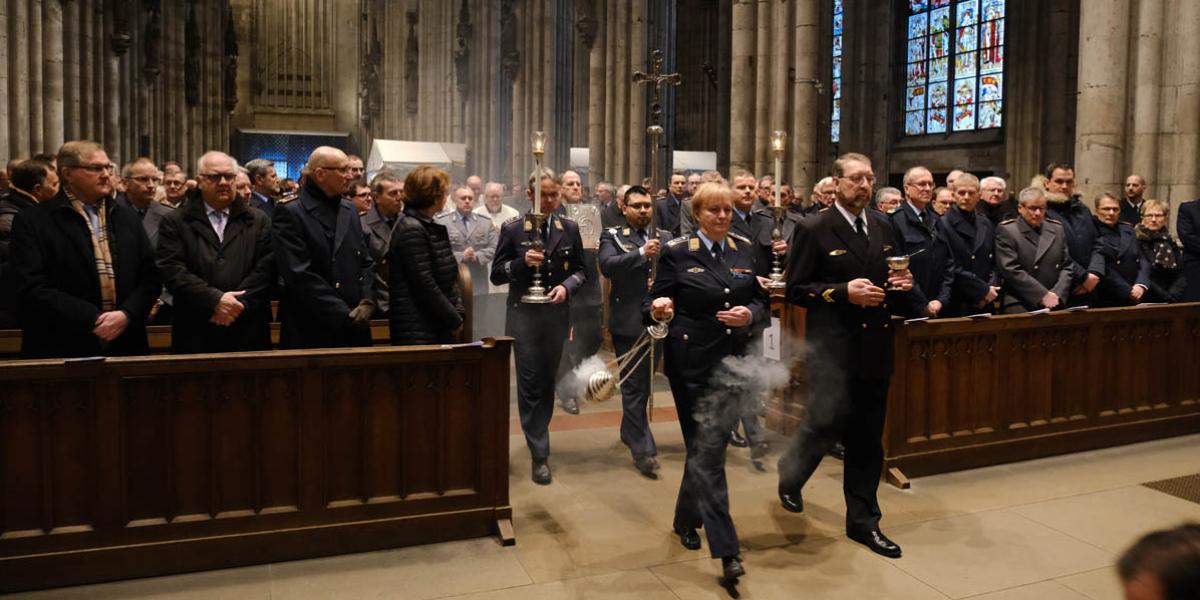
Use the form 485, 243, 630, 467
13, 390, 1200, 599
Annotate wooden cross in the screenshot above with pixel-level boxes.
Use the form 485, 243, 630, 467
633, 49, 682, 130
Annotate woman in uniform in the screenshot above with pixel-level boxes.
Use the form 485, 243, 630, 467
644, 182, 768, 581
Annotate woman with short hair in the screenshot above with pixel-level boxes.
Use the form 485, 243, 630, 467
1136, 198, 1187, 303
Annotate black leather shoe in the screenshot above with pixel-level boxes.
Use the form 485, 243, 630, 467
531, 459, 552, 485
675, 528, 701, 550
750, 442, 769, 460
560, 397, 580, 415
848, 528, 902, 558
729, 429, 749, 448
634, 456, 659, 480
828, 441, 845, 460
778, 488, 804, 513
721, 555, 746, 579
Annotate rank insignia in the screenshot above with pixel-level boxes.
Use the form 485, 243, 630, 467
564, 261, 570, 270
821, 288, 836, 303
730, 267, 752, 275
688, 238, 700, 251
829, 249, 847, 256
883, 245, 893, 252
727, 237, 738, 251
687, 267, 705, 273
623, 227, 631, 236
554, 219, 563, 230
524, 220, 533, 232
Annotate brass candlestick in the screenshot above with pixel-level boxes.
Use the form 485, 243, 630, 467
767, 204, 787, 293
520, 211, 553, 304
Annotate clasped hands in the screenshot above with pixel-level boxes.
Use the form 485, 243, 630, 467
650, 297, 751, 328
848, 268, 913, 308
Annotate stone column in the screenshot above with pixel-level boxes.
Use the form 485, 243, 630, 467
63, 0, 78, 141
1073, 0, 1132, 201
789, 0, 819, 192
1125, 0, 1164, 189
9, 0, 30, 155
627, 0, 646, 181
1159, 0, 1200, 209
728, 0, 754, 172
0, 0, 9, 158
587, 0, 608, 186
43, 0, 65, 152
29, 0, 44, 153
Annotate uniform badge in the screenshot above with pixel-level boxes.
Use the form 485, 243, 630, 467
727, 237, 738, 251
524, 220, 533, 232
564, 261, 570, 270
730, 267, 752, 280
883, 245, 893, 252
622, 227, 631, 236
821, 289, 836, 303
687, 267, 705, 273
688, 237, 700, 251
829, 249, 848, 256
554, 219, 563, 230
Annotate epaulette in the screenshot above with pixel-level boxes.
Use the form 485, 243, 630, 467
728, 231, 752, 245
666, 236, 688, 247
999, 218, 1015, 225
503, 215, 523, 227
1046, 218, 1062, 224
277, 195, 297, 205
607, 227, 619, 235
559, 214, 576, 223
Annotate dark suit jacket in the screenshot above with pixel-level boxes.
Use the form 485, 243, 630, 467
599, 224, 654, 339
890, 201, 954, 310
0, 190, 39, 327
1046, 197, 1103, 286
937, 205, 999, 316
994, 218, 1076, 313
1178, 200, 1200, 301
115, 193, 174, 248
360, 205, 395, 314
272, 181, 375, 349
155, 192, 274, 353
251, 191, 276, 220
1119, 197, 1144, 227
1091, 222, 1152, 307
9, 192, 161, 358
653, 194, 685, 238
785, 207, 916, 380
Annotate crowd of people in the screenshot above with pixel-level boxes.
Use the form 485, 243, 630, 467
1, 141, 1199, 583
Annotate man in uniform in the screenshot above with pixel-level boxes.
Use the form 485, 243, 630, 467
1120, 175, 1147, 225
654, 172, 688, 238
780, 152, 916, 560
491, 168, 587, 485
1043, 163, 1101, 305
598, 185, 660, 479
937, 173, 1000, 316
360, 171, 404, 317
994, 187, 1077, 313
553, 169, 603, 414
891, 166, 953, 317
272, 146, 376, 349
438, 184, 498, 333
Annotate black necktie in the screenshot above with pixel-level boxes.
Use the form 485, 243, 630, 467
855, 216, 866, 239
137, 208, 147, 220
540, 219, 550, 243
635, 229, 647, 245
712, 243, 725, 264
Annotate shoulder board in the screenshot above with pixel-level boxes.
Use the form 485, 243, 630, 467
277, 196, 297, 205
1046, 218, 1062, 224
999, 218, 1015, 225
607, 227, 619, 235
502, 215, 523, 227
727, 232, 751, 245
559, 215, 576, 223
666, 236, 689, 247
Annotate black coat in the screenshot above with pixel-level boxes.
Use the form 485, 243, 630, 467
388, 208, 464, 345
251, 191, 277, 220
1135, 225, 1187, 303
598, 224, 654, 339
1046, 196, 1103, 286
0, 190, 39, 328
1091, 221, 1151, 308
653, 194, 685, 239
977, 197, 1018, 226
272, 181, 376, 349
786, 207, 917, 379
937, 205, 999, 316
1179, 200, 1200, 302
8, 191, 161, 358
890, 201, 953, 310
155, 192, 274, 353
1119, 197, 1144, 227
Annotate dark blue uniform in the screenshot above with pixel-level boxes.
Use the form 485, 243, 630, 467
890, 201, 953, 313
642, 230, 768, 560
653, 194, 685, 238
1178, 200, 1200, 301
1092, 221, 1151, 307
490, 213, 586, 461
598, 225, 659, 463
782, 206, 918, 535
937, 205, 999, 317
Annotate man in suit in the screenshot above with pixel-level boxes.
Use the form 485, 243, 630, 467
937, 173, 1000, 317
1120, 175, 1147, 226
653, 172, 688, 238
8, 141, 161, 358
245, 159, 281, 219
598, 185, 660, 479
554, 169, 603, 415
977, 176, 1017, 225
155, 152, 274, 353
117, 158, 176, 324
994, 187, 1078, 313
780, 152, 916, 560
437, 184, 498, 325
0, 158, 60, 328
1179, 199, 1200, 301
272, 146, 376, 349
891, 166, 954, 317
1043, 164, 1102, 305
597, 181, 624, 229
360, 171, 404, 317
490, 168, 587, 485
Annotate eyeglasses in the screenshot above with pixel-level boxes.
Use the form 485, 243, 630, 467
127, 176, 163, 185
200, 173, 237, 183
316, 166, 351, 174
164, 180, 187, 187
73, 163, 116, 174
1144, 213, 1166, 218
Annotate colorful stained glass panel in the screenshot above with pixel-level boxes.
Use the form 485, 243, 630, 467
955, 51, 977, 77
909, 0, 929, 12
930, 6, 951, 33
908, 38, 927, 62
982, 0, 1004, 21
833, 57, 842, 79
954, 77, 976, 106
928, 108, 948, 133
907, 111, 926, 135
833, 35, 843, 57
957, 26, 978, 52
980, 46, 1003, 73
909, 13, 928, 39
929, 81, 949, 108
954, 103, 975, 130
834, 12, 844, 35
907, 85, 928, 111
981, 19, 1003, 47
929, 57, 949, 81
979, 73, 1002, 101
930, 32, 950, 58
957, 0, 978, 26
979, 101, 1002, 128
907, 62, 928, 85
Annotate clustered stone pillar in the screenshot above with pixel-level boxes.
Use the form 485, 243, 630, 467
585, 0, 647, 188
729, 0, 819, 195
1072, 0, 1131, 200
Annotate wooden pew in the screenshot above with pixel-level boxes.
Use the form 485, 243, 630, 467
0, 338, 513, 593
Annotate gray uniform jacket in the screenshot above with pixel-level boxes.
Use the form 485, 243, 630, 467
360, 205, 396, 314
436, 210, 497, 295
994, 217, 1078, 313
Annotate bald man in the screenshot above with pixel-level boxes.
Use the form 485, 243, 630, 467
272, 146, 377, 349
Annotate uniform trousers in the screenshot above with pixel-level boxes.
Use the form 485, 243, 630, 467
508, 302, 569, 459
778, 369, 890, 534
612, 333, 659, 460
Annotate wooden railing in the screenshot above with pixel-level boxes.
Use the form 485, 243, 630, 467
0, 338, 513, 593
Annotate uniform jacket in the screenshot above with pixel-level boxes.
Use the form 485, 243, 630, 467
600, 200, 625, 229
785, 207, 916, 380
1119, 197, 1144, 228
115, 192, 174, 248
994, 217, 1076, 313
360, 205, 396, 314
1046, 196, 1103, 285
251, 191, 276, 220
490, 213, 587, 308
653, 194, 685, 238
598, 224, 655, 339
642, 230, 768, 370
271, 180, 375, 349
1178, 200, 1200, 301
890, 201, 954, 309
388, 207, 464, 345
436, 209, 497, 296
937, 205, 999, 316
8, 191, 161, 358
1090, 221, 1152, 307
729, 207, 776, 277
155, 191, 274, 353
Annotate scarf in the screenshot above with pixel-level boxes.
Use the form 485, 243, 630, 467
67, 190, 117, 311
1135, 224, 1180, 271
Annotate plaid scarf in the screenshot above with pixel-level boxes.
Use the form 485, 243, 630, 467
67, 190, 117, 312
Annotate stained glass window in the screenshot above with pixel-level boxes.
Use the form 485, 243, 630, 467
831, 0, 844, 143
904, 0, 1004, 136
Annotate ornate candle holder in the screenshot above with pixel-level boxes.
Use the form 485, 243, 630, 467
520, 212, 553, 304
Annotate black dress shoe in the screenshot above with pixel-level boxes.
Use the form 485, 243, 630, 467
729, 429, 749, 448
778, 488, 804, 513
828, 441, 845, 460
721, 555, 746, 579
848, 528, 902, 558
675, 528, 701, 550
634, 456, 659, 480
750, 442, 769, 460
531, 459, 552, 485
560, 397, 580, 415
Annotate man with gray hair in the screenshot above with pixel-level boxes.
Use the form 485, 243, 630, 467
244, 158, 281, 219
803, 177, 836, 216
360, 171, 405, 316
994, 187, 1077, 313
873, 187, 902, 214
977, 176, 1015, 224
